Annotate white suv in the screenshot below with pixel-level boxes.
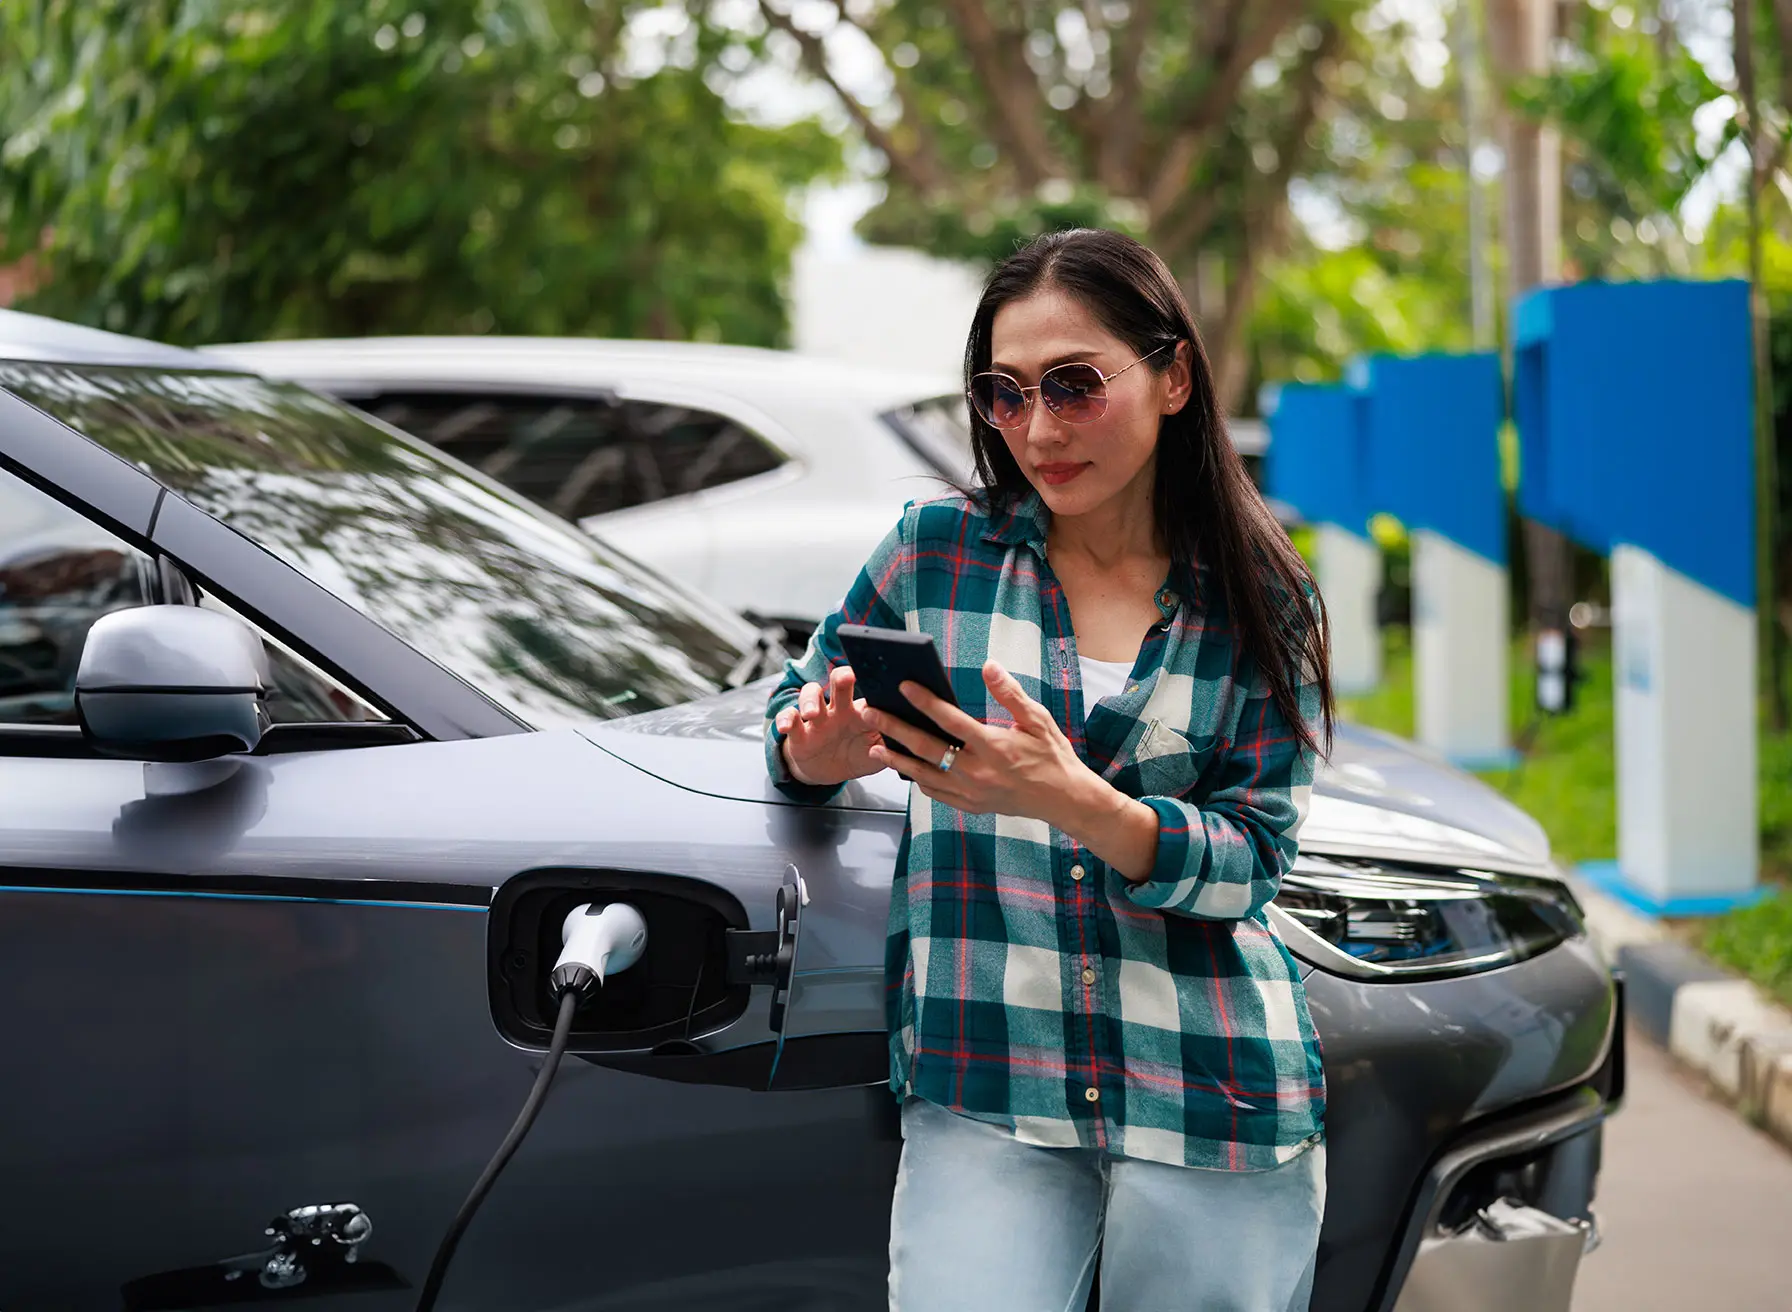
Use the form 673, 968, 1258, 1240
206, 336, 1266, 642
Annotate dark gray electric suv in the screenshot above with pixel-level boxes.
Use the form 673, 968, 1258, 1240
0, 309, 1620, 1312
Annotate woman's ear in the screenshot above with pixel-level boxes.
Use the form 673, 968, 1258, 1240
1160, 341, 1195, 415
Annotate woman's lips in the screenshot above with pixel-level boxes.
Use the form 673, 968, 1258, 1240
1036, 462, 1091, 486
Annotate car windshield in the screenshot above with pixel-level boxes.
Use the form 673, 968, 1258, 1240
0, 363, 759, 728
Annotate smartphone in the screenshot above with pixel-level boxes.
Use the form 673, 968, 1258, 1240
835, 624, 962, 761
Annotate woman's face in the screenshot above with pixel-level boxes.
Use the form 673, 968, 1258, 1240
987, 286, 1192, 522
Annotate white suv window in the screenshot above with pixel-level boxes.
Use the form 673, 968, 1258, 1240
360, 391, 787, 520
884, 393, 976, 484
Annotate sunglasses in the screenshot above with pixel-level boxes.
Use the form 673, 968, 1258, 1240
968, 344, 1173, 430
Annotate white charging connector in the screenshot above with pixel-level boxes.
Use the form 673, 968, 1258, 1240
551, 902, 648, 1000
416, 899, 651, 1312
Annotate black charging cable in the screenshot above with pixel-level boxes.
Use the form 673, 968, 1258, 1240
413, 990, 580, 1312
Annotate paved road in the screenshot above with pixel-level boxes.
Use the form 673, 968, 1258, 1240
1572, 1027, 1792, 1311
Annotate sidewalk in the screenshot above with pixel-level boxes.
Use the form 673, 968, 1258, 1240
1570, 1027, 1792, 1312
1566, 870, 1792, 1153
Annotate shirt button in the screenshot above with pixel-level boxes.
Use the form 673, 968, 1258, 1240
1081, 967, 1096, 985
1084, 1086, 1101, 1103
1070, 864, 1086, 881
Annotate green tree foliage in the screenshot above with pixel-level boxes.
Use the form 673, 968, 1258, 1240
1253, 244, 1474, 386
1251, 1, 1478, 389
0, 0, 842, 346
715, 0, 1367, 407
1511, 0, 1735, 279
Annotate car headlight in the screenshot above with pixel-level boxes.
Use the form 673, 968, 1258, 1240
1269, 857, 1585, 981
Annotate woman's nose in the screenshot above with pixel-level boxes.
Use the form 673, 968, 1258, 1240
1024, 396, 1068, 447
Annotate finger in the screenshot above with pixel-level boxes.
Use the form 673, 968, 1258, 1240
844, 698, 883, 741
898, 681, 989, 745
889, 763, 973, 811
871, 745, 952, 791
868, 745, 917, 781
797, 681, 824, 720
864, 709, 948, 763
983, 660, 1047, 728
827, 665, 857, 710
775, 708, 795, 734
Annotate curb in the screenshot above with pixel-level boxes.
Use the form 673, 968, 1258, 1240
1565, 870, 1792, 1150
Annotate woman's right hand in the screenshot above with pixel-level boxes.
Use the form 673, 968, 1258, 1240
775, 665, 884, 786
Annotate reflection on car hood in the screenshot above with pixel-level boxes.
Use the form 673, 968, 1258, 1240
583, 679, 1556, 878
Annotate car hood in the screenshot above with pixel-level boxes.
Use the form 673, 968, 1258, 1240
582, 680, 1555, 878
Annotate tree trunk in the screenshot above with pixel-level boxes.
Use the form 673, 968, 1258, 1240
1186, 21, 1340, 417
1211, 258, 1261, 416
1736, 0, 1789, 728
1487, 0, 1573, 636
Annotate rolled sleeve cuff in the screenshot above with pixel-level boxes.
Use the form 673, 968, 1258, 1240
1123, 796, 1208, 910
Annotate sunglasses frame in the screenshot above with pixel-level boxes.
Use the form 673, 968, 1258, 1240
968, 343, 1174, 430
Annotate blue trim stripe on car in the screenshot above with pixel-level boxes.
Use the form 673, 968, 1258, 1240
0, 884, 489, 911
0, 868, 493, 910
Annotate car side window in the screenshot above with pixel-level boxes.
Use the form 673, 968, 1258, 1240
361, 392, 786, 521
198, 596, 388, 725
0, 468, 152, 724
0, 464, 383, 728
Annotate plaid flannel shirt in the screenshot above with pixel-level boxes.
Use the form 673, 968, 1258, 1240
764, 492, 1325, 1171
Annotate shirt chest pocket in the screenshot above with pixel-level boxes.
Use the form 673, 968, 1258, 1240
1109, 717, 1212, 799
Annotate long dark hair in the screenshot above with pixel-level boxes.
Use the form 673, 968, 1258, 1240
964, 228, 1335, 757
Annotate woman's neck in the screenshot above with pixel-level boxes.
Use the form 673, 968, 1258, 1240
1045, 470, 1163, 571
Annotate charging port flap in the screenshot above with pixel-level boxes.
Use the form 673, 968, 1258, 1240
723, 868, 801, 1030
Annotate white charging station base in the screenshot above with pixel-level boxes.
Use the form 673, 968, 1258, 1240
1319, 524, 1382, 696
1584, 544, 1762, 916
1411, 530, 1515, 770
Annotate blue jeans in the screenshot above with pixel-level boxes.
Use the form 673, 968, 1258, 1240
889, 1098, 1325, 1312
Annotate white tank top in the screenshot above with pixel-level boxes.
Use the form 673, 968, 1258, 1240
1078, 655, 1133, 706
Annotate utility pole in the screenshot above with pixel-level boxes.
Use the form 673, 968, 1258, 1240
1735, 0, 1788, 729
1486, 0, 1575, 703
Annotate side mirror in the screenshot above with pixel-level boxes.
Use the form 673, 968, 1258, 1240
75, 606, 271, 762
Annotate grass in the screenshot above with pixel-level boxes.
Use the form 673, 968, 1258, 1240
1702, 896, 1792, 1011
1336, 626, 1792, 1010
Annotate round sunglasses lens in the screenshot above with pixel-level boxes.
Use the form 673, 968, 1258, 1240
972, 376, 1028, 427
1040, 364, 1107, 422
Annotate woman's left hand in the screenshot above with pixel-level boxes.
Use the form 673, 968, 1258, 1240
865, 659, 1093, 824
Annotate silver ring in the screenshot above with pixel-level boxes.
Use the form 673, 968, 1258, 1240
937, 745, 959, 773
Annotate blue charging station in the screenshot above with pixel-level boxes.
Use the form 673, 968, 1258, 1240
1514, 278, 1760, 914
1263, 382, 1381, 693
1353, 352, 1507, 568
1350, 352, 1513, 766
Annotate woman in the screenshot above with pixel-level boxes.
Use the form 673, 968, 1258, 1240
764, 228, 1334, 1312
